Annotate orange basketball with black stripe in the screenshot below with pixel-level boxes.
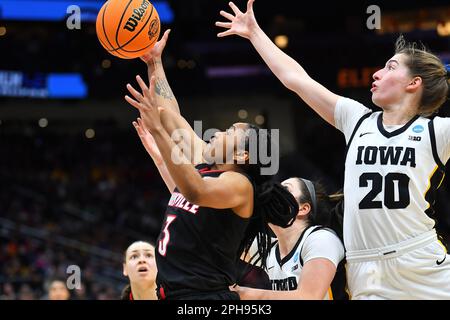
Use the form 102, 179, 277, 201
96, 0, 160, 59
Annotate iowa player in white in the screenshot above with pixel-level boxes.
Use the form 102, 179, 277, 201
234, 178, 346, 299
217, 0, 450, 299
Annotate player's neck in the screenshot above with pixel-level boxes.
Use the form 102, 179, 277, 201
276, 219, 308, 259
130, 282, 157, 300
381, 99, 419, 125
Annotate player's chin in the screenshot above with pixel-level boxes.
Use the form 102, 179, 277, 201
371, 94, 385, 109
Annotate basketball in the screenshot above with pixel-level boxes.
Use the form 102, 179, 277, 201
96, 0, 160, 59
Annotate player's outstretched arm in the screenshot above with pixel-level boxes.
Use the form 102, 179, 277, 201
127, 75, 206, 165
132, 117, 176, 193
216, 0, 340, 126
231, 258, 337, 299
140, 29, 180, 115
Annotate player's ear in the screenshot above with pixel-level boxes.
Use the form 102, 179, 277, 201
123, 263, 128, 277
298, 202, 311, 216
406, 76, 422, 93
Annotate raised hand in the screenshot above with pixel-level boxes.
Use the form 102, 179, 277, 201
125, 75, 163, 133
140, 29, 171, 63
216, 0, 259, 40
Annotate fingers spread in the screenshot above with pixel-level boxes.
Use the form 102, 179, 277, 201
247, 0, 255, 12
126, 84, 144, 102
219, 10, 235, 21
135, 75, 149, 95
217, 30, 233, 38
228, 2, 242, 15
215, 21, 232, 29
125, 95, 141, 110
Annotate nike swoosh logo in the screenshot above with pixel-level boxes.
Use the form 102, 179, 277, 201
436, 255, 447, 266
359, 132, 374, 138
267, 266, 275, 270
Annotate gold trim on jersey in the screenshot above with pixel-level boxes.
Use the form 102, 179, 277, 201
424, 165, 446, 215
328, 287, 334, 300
437, 239, 448, 254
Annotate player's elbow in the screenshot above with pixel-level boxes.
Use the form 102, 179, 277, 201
280, 71, 305, 92
183, 188, 201, 204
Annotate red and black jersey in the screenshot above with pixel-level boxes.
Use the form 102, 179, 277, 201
155, 164, 251, 299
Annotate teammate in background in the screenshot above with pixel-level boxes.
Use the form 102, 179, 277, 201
216, 0, 450, 299
234, 178, 347, 300
125, 32, 299, 300
121, 241, 157, 300
47, 278, 70, 300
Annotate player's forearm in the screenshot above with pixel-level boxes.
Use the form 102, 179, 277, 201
249, 27, 309, 91
151, 126, 204, 202
147, 58, 180, 114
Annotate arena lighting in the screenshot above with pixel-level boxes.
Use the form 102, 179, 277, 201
0, 70, 87, 99
437, 21, 450, 37
274, 35, 289, 49
238, 109, 248, 120
0, 0, 174, 23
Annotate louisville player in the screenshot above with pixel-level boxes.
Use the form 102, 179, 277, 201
124, 34, 298, 300
121, 241, 158, 300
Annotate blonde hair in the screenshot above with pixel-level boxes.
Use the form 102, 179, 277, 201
395, 35, 449, 117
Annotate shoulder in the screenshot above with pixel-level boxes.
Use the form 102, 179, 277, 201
432, 116, 450, 130
301, 227, 345, 267
335, 97, 372, 114
305, 228, 343, 248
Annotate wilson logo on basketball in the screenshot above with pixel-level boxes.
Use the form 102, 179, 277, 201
123, 0, 151, 32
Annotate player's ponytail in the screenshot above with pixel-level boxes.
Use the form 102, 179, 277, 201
120, 284, 132, 300
238, 180, 298, 270
238, 124, 298, 270
296, 178, 344, 241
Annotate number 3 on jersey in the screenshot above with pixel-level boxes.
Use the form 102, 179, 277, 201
158, 215, 177, 256
359, 172, 410, 209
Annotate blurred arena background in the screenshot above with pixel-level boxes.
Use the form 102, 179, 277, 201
0, 0, 449, 299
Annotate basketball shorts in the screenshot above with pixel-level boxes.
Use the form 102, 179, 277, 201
346, 229, 450, 300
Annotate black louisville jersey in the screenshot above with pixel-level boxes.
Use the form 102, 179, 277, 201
155, 164, 250, 299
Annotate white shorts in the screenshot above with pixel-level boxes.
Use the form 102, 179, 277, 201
346, 230, 450, 300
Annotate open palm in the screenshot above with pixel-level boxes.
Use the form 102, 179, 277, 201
216, 0, 259, 40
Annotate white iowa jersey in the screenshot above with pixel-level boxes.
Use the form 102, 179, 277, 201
335, 97, 450, 252
265, 226, 345, 300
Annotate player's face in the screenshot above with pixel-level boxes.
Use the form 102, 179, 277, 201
204, 123, 249, 164
48, 281, 70, 300
371, 53, 416, 110
123, 242, 157, 285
